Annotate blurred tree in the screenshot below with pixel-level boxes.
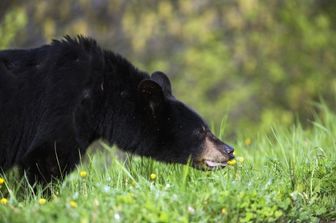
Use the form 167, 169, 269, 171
1, 0, 335, 136
0, 7, 27, 49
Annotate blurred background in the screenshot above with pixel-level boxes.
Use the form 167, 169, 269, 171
1, 0, 336, 137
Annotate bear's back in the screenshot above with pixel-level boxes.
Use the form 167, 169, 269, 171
0, 37, 104, 168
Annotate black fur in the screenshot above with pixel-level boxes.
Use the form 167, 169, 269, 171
0, 36, 234, 184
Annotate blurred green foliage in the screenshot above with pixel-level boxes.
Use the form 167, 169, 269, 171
1, 0, 336, 136
0, 8, 27, 48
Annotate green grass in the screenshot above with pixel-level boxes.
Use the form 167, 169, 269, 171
1, 106, 336, 223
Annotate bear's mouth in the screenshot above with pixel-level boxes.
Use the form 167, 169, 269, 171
204, 160, 227, 168
193, 159, 227, 170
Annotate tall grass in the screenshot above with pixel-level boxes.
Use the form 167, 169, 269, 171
0, 105, 335, 222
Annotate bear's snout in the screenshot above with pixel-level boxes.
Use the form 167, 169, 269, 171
223, 143, 234, 160
194, 134, 234, 169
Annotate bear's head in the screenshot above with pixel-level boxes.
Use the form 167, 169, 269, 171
136, 71, 234, 169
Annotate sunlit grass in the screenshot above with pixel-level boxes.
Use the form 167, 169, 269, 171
0, 107, 335, 222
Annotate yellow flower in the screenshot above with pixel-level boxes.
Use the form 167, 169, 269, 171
237, 156, 245, 163
0, 198, 8, 205
150, 173, 157, 181
80, 171, 88, 178
69, 200, 78, 208
39, 198, 47, 205
221, 208, 227, 215
244, 138, 252, 146
0, 177, 5, 185
227, 159, 237, 166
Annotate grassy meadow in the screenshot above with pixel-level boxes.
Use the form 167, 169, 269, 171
0, 105, 335, 223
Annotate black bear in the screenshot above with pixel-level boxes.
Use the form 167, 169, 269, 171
0, 36, 234, 184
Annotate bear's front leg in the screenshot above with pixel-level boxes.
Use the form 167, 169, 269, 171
19, 141, 82, 185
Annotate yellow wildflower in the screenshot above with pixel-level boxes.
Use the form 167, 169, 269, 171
0, 198, 8, 205
39, 198, 47, 205
227, 159, 237, 166
0, 178, 5, 185
221, 208, 227, 215
150, 173, 157, 181
244, 138, 252, 146
80, 171, 88, 178
70, 200, 78, 208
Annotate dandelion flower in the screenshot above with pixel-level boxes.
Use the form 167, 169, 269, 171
227, 159, 237, 166
221, 208, 227, 215
69, 200, 78, 208
80, 171, 88, 178
39, 198, 47, 205
244, 138, 252, 146
150, 173, 157, 181
0, 198, 8, 205
0, 178, 5, 185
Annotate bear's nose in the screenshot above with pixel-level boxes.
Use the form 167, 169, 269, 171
224, 144, 234, 159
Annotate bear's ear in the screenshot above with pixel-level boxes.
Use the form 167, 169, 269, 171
137, 79, 165, 113
151, 71, 172, 96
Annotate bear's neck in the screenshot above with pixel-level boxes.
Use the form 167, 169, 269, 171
94, 51, 155, 154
